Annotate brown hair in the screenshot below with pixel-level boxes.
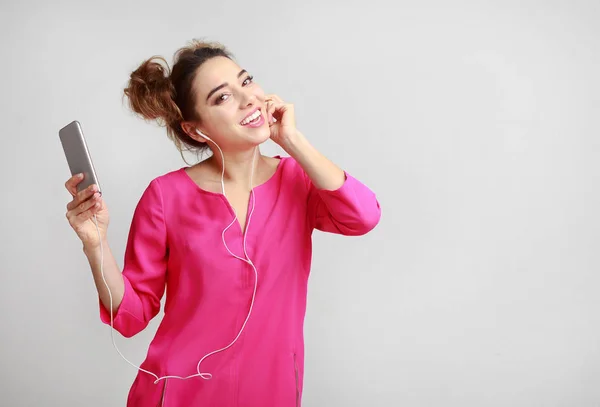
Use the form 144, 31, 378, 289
123, 39, 234, 159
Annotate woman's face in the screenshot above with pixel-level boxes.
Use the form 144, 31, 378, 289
189, 56, 271, 151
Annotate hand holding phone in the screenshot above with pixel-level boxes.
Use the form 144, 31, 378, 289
59, 120, 109, 249
59, 120, 101, 193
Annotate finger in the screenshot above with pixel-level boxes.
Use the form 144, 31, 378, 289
68, 191, 102, 216
65, 173, 84, 197
265, 96, 283, 107
67, 200, 102, 227
76, 183, 100, 204
271, 102, 289, 121
72, 201, 103, 224
67, 184, 99, 211
266, 94, 284, 104
276, 103, 294, 126
269, 98, 288, 119
66, 197, 96, 222
266, 101, 277, 123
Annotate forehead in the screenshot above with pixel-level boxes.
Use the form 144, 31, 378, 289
193, 56, 242, 97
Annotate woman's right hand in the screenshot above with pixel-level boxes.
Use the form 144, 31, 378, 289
65, 173, 109, 250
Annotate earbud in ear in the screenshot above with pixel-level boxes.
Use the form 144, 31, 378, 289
195, 129, 211, 141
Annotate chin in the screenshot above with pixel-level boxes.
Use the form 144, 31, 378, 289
246, 126, 271, 145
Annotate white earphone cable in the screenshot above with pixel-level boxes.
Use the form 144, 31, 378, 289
93, 129, 259, 385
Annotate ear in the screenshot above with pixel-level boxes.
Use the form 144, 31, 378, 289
181, 121, 208, 143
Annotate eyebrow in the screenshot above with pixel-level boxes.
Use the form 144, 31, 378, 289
206, 69, 248, 101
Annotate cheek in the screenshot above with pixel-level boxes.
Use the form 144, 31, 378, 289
253, 86, 266, 100
207, 109, 237, 129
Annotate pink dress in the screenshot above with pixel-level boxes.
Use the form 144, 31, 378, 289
99, 155, 381, 406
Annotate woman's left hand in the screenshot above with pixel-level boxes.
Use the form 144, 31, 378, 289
265, 94, 299, 147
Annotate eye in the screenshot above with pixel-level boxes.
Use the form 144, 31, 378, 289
214, 75, 254, 105
216, 93, 230, 104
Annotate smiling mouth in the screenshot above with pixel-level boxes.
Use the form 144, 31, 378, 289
240, 109, 262, 126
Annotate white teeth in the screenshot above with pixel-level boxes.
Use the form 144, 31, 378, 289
241, 110, 261, 125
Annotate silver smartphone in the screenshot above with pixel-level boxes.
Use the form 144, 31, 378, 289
59, 120, 101, 194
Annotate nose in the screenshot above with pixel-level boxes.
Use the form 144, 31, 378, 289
240, 89, 258, 108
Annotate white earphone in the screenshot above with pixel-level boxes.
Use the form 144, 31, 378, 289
195, 129, 211, 140
94, 128, 260, 385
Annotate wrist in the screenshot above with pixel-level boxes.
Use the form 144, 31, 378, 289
281, 130, 311, 156
82, 239, 108, 256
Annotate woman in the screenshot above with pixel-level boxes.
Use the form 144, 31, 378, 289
64, 39, 381, 406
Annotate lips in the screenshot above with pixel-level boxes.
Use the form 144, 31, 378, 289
240, 108, 261, 125
240, 107, 265, 129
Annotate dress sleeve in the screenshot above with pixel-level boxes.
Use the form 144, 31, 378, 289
99, 178, 168, 338
305, 168, 382, 236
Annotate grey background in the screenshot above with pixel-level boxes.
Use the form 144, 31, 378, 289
1, 0, 599, 406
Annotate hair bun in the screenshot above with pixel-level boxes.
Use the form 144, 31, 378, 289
123, 56, 182, 126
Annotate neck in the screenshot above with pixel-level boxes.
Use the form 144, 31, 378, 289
209, 146, 262, 187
